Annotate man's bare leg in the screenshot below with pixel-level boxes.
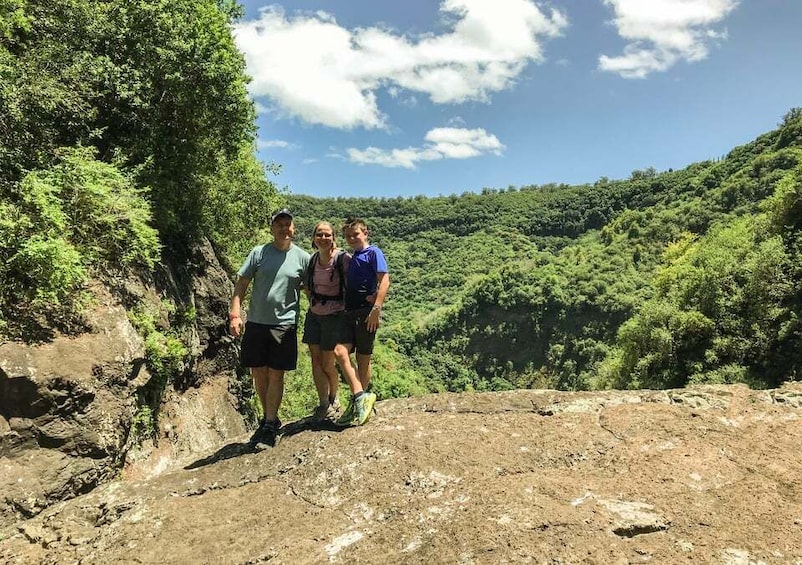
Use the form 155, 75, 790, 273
251, 366, 270, 419
264, 368, 284, 422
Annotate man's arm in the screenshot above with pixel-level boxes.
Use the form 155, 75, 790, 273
229, 276, 251, 337
301, 253, 313, 297
366, 272, 389, 333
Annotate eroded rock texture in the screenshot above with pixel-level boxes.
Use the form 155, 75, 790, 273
0, 238, 247, 529
2, 384, 801, 564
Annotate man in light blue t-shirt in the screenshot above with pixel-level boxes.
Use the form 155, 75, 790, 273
229, 209, 310, 447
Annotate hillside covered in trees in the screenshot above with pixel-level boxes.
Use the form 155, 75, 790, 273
2, 0, 800, 424
288, 109, 802, 396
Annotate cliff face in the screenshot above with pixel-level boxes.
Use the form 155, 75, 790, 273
1, 384, 801, 564
0, 238, 247, 529
0, 280, 146, 527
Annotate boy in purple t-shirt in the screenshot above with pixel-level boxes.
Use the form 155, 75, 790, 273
336, 218, 389, 427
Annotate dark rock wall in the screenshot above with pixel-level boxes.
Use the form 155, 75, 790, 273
0, 238, 245, 528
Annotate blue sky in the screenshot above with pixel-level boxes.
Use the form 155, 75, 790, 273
235, 0, 802, 199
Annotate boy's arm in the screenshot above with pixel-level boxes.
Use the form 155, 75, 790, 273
372, 272, 389, 308
366, 272, 389, 333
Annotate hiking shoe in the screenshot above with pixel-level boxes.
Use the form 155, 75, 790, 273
355, 392, 377, 426
335, 398, 357, 427
311, 403, 338, 423
250, 418, 281, 448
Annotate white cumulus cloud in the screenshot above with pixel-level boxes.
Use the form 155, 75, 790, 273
346, 127, 504, 168
599, 0, 738, 78
234, 0, 567, 129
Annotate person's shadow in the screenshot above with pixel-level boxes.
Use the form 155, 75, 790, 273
183, 417, 347, 470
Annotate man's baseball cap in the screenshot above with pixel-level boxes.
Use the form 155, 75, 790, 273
271, 208, 293, 223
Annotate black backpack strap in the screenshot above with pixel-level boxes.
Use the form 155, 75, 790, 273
306, 251, 319, 294
309, 250, 347, 305
334, 250, 346, 296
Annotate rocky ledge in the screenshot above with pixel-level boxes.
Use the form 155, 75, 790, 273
1, 383, 801, 564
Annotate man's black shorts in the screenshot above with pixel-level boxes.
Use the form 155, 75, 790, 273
240, 322, 298, 370
345, 306, 377, 355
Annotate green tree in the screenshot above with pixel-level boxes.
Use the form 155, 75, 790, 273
0, 0, 273, 247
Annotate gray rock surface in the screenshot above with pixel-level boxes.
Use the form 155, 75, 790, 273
0, 238, 247, 529
0, 282, 148, 527
2, 383, 800, 564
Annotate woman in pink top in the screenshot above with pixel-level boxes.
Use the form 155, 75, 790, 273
301, 221, 361, 422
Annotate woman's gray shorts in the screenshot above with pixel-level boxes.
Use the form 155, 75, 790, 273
302, 311, 351, 351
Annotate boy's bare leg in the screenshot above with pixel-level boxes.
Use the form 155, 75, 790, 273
356, 353, 372, 391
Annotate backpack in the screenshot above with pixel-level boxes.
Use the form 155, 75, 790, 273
306, 249, 347, 306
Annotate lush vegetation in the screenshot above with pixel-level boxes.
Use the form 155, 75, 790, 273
289, 108, 802, 395
0, 147, 160, 335
1, 1, 281, 428
127, 300, 190, 440
0, 0, 280, 336
3, 0, 799, 427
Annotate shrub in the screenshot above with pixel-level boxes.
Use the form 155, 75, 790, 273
0, 147, 160, 336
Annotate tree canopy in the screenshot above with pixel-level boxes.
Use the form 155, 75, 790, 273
289, 111, 802, 393
0, 0, 280, 334
3, 0, 799, 406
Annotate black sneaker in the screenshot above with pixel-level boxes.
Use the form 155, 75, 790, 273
250, 418, 282, 448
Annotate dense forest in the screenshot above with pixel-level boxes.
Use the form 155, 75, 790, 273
2, 1, 800, 424
288, 109, 802, 395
